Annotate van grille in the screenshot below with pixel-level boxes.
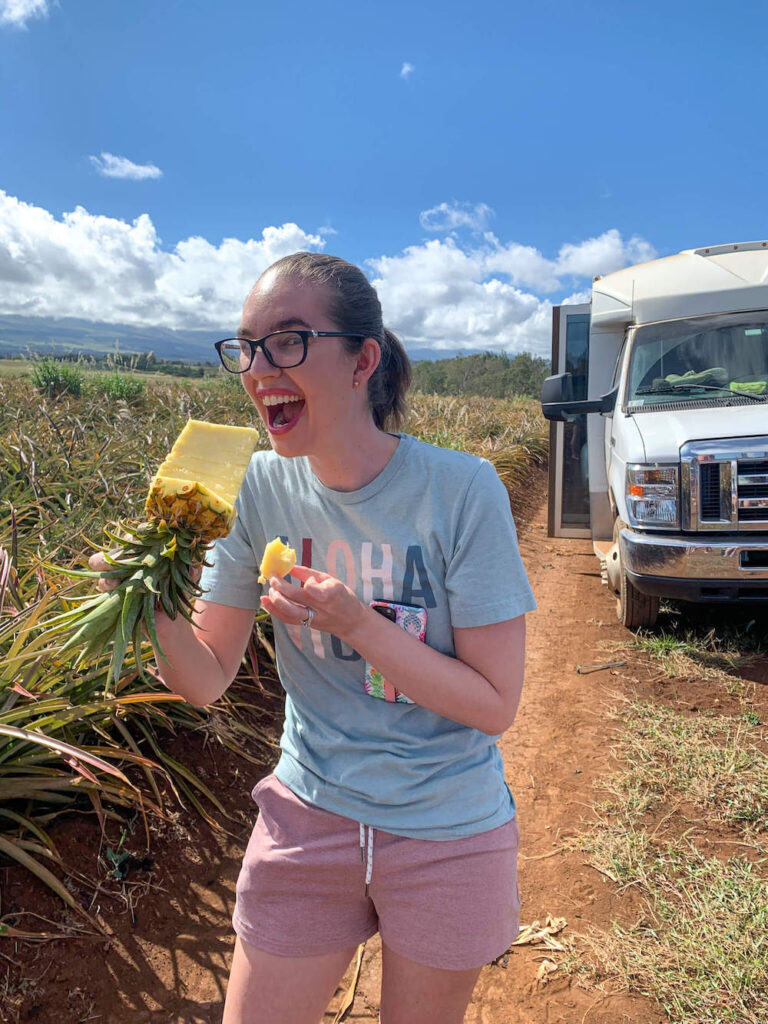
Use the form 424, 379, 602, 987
739, 460, 768, 523
700, 464, 722, 520
682, 439, 768, 531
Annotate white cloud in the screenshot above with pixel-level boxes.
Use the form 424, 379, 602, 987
368, 228, 657, 355
483, 236, 561, 292
560, 289, 592, 306
419, 201, 493, 234
369, 238, 549, 355
0, 189, 657, 353
0, 191, 325, 327
0, 0, 50, 27
400, 62, 414, 79
555, 229, 656, 278
89, 153, 163, 181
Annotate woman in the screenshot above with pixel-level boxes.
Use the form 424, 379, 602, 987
98, 253, 536, 1024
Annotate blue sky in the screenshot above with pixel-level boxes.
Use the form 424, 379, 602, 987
0, 0, 765, 355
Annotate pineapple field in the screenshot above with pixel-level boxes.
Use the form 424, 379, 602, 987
2, 370, 766, 1024
0, 373, 547, 939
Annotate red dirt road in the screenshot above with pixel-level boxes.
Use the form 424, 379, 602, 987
3, 481, 667, 1023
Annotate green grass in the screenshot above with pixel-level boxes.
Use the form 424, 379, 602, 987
602, 699, 768, 832
86, 372, 146, 402
0, 359, 33, 378
621, 624, 763, 686
30, 359, 85, 397
644, 608, 767, 657
568, 837, 768, 1024
565, 694, 768, 1022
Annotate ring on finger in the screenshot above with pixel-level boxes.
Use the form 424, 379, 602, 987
302, 607, 314, 628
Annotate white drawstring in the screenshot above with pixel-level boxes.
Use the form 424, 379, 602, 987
359, 822, 374, 895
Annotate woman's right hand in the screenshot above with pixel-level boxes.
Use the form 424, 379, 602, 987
87, 551, 233, 707
88, 550, 121, 592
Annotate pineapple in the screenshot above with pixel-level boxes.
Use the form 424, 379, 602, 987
146, 420, 259, 541
44, 419, 259, 689
258, 538, 296, 584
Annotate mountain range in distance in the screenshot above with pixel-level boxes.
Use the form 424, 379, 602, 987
0, 314, 479, 364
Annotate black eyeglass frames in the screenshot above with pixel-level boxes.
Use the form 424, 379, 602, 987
214, 330, 367, 373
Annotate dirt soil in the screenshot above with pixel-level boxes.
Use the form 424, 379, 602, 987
2, 470, 760, 1024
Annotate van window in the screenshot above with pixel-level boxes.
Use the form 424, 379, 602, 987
627, 311, 768, 406
611, 334, 628, 389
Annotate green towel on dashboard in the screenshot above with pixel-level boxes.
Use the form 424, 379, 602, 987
730, 380, 767, 394
664, 367, 729, 387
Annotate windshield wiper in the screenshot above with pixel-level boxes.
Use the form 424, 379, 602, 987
635, 382, 768, 403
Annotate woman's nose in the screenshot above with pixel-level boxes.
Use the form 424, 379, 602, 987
248, 345, 277, 380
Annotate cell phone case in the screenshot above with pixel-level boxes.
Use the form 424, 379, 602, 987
364, 601, 427, 704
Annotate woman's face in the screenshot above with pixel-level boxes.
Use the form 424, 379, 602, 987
238, 270, 362, 458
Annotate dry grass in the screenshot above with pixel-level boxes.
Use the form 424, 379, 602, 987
566, 836, 768, 1024
599, 698, 768, 833
562, 692, 768, 1023
404, 392, 547, 495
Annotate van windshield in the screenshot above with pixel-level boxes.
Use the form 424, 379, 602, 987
627, 310, 768, 406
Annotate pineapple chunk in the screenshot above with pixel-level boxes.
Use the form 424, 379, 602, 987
258, 537, 296, 584
145, 419, 259, 542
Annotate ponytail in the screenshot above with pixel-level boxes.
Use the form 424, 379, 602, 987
369, 328, 411, 430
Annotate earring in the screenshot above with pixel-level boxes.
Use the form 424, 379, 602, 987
353, 379, 360, 388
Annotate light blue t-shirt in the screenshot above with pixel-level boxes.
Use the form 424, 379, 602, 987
199, 433, 537, 840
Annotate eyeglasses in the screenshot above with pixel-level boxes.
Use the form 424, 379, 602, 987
214, 330, 366, 373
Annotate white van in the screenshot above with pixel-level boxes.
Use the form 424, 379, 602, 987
541, 241, 768, 628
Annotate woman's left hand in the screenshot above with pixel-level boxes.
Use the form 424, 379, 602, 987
261, 565, 367, 643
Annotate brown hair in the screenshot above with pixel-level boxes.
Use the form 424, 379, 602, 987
260, 252, 411, 430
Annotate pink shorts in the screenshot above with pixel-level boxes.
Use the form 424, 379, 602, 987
232, 773, 521, 971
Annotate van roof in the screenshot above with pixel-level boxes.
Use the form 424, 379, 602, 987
591, 242, 768, 327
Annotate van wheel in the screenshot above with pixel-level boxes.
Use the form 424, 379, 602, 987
618, 569, 660, 629
613, 520, 660, 629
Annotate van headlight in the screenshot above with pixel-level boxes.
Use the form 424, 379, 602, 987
626, 465, 680, 528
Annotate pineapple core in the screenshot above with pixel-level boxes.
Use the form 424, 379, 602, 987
258, 537, 296, 584
145, 419, 259, 542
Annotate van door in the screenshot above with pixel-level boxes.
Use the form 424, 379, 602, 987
548, 304, 592, 538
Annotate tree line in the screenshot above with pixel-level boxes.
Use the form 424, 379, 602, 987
410, 351, 548, 398
11, 347, 550, 396
10, 350, 219, 378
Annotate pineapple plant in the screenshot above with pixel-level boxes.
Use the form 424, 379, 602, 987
43, 419, 259, 688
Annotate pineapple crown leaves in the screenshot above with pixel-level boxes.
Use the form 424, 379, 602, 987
40, 516, 210, 693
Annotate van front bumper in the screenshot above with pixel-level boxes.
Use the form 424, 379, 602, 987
620, 528, 768, 603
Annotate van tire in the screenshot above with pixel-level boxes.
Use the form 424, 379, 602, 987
618, 569, 660, 629
613, 519, 660, 629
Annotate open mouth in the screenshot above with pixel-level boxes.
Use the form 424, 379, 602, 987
262, 393, 306, 431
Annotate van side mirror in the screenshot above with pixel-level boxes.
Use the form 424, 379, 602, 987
541, 373, 618, 421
